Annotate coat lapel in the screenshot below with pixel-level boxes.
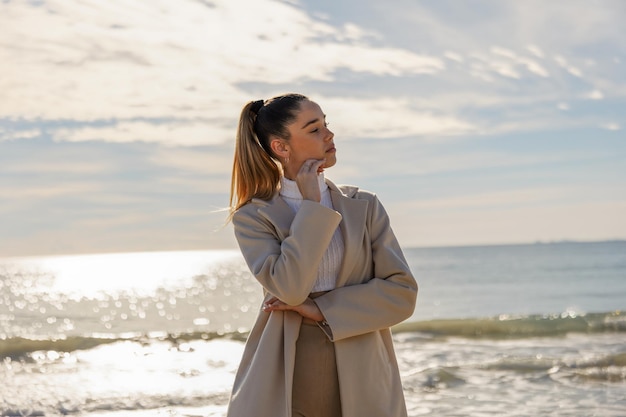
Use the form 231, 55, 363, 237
327, 180, 369, 287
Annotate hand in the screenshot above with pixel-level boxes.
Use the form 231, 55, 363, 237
262, 296, 325, 322
296, 159, 326, 202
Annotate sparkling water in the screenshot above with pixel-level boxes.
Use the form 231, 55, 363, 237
1, 241, 625, 416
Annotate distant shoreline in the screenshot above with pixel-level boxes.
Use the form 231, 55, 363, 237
2, 239, 625, 260
404, 238, 626, 251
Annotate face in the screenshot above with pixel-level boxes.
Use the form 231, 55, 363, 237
278, 100, 336, 178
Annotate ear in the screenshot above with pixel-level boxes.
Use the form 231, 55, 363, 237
269, 136, 289, 159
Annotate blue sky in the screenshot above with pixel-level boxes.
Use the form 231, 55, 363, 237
1, 0, 625, 257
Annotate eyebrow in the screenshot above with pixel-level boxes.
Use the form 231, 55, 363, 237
301, 114, 326, 130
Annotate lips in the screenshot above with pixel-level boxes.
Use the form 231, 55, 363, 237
326, 145, 336, 153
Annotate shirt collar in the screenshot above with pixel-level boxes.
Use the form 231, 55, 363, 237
280, 172, 328, 199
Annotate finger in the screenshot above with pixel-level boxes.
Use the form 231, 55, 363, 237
314, 159, 326, 173
263, 302, 289, 312
262, 296, 277, 309
300, 159, 324, 173
263, 302, 279, 312
311, 159, 326, 172
264, 299, 285, 308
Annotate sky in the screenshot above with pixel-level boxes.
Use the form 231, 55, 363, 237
1, 0, 625, 257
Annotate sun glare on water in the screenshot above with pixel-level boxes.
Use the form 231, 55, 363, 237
3, 250, 242, 298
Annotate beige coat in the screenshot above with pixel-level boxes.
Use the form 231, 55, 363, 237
226, 179, 418, 417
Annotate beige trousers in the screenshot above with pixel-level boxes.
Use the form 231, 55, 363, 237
292, 320, 342, 417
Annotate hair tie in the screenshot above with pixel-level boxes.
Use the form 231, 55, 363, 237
250, 99, 265, 115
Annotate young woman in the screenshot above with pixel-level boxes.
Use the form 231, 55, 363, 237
227, 93, 418, 417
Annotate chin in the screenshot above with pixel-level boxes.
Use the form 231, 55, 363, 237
323, 157, 337, 169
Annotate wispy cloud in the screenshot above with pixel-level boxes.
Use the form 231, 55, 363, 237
53, 120, 230, 146
3, 0, 622, 147
0, 0, 444, 122
586, 89, 605, 100
601, 122, 621, 131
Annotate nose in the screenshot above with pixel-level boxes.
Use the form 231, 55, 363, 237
324, 126, 334, 141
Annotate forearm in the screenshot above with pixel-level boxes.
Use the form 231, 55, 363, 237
313, 271, 417, 341
234, 200, 342, 305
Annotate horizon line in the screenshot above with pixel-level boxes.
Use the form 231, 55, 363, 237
2, 238, 625, 260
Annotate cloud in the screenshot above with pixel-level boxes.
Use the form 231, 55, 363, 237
1, 0, 623, 147
148, 146, 233, 176
399, 187, 580, 211
319, 96, 475, 140
554, 55, 583, 77
334, 141, 614, 183
463, 48, 555, 83
557, 102, 570, 111
53, 120, 231, 146
491, 46, 549, 78
444, 51, 464, 63
526, 44, 544, 58
35, 93, 476, 146
0, 0, 444, 122
601, 122, 621, 131
477, 47, 548, 79
0, 128, 42, 141
0, 182, 100, 201
587, 89, 604, 100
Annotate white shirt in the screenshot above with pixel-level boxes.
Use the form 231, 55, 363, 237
279, 173, 344, 292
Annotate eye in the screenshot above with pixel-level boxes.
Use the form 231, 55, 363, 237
309, 121, 329, 133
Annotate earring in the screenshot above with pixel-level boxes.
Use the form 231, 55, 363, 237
284, 156, 289, 164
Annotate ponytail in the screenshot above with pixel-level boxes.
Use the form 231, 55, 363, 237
229, 94, 308, 218
229, 101, 281, 216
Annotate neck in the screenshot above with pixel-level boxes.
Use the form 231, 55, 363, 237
283, 166, 297, 180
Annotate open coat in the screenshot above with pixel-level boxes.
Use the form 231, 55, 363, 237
226, 179, 418, 417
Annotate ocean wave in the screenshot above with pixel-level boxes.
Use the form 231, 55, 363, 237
0, 330, 248, 358
392, 310, 625, 338
420, 367, 466, 391
567, 365, 626, 383
487, 353, 626, 383
1, 311, 623, 358
1, 392, 229, 417
486, 352, 626, 371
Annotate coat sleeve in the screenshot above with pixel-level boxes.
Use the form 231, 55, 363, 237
313, 193, 418, 341
233, 199, 343, 306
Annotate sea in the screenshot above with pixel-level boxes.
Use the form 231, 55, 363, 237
1, 240, 625, 417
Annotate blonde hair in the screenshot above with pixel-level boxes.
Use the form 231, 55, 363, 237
229, 94, 308, 218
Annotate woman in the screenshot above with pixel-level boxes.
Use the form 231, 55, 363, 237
227, 93, 417, 417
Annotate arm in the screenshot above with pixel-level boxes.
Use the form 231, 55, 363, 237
233, 199, 342, 306
313, 193, 418, 341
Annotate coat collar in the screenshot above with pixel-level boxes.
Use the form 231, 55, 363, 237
252, 178, 368, 287
326, 179, 368, 286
